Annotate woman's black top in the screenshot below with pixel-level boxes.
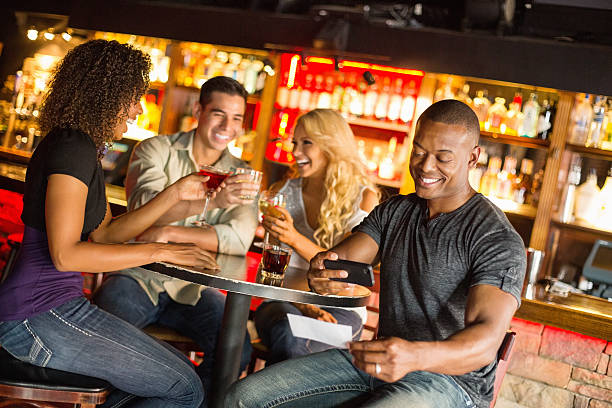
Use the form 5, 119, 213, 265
21, 128, 107, 235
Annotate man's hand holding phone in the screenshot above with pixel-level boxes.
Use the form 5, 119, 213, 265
308, 251, 374, 294
308, 251, 351, 295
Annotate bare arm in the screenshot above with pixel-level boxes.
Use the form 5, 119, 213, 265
138, 224, 219, 253
349, 285, 518, 381
47, 174, 217, 273
307, 232, 380, 294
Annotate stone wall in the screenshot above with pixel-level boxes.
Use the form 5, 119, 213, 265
495, 318, 611, 408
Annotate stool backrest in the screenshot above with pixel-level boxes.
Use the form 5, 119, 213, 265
491, 331, 516, 407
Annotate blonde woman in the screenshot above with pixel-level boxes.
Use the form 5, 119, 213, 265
256, 109, 379, 364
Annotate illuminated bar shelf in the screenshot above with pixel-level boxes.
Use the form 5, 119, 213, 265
347, 117, 411, 133
551, 217, 612, 239
486, 196, 538, 219
479, 131, 550, 150
565, 143, 612, 161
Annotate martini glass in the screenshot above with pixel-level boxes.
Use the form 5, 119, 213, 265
192, 165, 230, 228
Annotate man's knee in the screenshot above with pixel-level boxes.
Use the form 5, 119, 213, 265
92, 274, 152, 327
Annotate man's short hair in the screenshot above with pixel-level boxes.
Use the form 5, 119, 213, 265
199, 76, 247, 109
417, 99, 480, 142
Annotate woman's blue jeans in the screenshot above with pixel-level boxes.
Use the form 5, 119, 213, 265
0, 297, 204, 408
225, 348, 475, 408
254, 301, 363, 366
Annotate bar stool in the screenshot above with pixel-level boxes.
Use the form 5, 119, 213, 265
0, 347, 113, 408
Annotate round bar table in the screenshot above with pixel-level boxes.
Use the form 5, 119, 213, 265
143, 253, 371, 408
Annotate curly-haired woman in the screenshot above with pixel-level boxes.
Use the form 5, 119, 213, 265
255, 109, 379, 365
0, 40, 215, 407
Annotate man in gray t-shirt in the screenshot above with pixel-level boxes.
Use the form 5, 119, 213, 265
226, 100, 526, 408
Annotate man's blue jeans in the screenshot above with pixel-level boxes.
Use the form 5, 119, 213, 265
93, 274, 252, 393
254, 301, 363, 365
225, 348, 475, 408
0, 297, 204, 408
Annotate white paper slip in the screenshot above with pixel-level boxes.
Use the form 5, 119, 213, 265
287, 313, 353, 349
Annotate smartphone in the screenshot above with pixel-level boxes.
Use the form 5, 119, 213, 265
324, 259, 375, 287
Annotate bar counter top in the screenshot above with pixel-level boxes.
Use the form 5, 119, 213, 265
516, 291, 612, 340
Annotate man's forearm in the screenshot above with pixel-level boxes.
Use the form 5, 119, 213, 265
153, 200, 203, 225
329, 232, 379, 265
410, 322, 503, 376
164, 225, 219, 252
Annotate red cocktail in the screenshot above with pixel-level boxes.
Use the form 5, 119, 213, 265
193, 165, 230, 227
199, 167, 229, 190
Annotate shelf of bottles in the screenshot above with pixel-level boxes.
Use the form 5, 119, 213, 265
433, 76, 558, 219
172, 42, 271, 162
556, 93, 612, 234
267, 53, 424, 186
0, 47, 66, 154
469, 152, 541, 220
566, 94, 612, 153
556, 150, 612, 235
174, 42, 269, 95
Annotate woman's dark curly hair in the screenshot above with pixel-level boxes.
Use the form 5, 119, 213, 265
39, 39, 151, 155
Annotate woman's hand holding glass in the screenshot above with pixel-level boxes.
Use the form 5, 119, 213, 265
262, 206, 298, 247
258, 191, 287, 245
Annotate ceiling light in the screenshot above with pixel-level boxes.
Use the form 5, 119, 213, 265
61, 32, 71, 41
43, 31, 55, 40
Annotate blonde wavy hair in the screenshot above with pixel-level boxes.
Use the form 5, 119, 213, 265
291, 109, 379, 249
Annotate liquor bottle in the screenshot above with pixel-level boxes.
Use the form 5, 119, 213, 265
574, 168, 601, 225
317, 75, 334, 109
497, 156, 517, 199
275, 71, 290, 109
559, 159, 582, 222
378, 137, 397, 179
434, 76, 454, 102
298, 74, 313, 111
472, 90, 491, 124
455, 84, 472, 106
586, 96, 606, 148
486, 97, 507, 131
387, 78, 403, 122
480, 157, 501, 197
513, 159, 533, 204
349, 79, 365, 117
504, 95, 524, 136
341, 74, 356, 115
519, 93, 540, 138
568, 94, 593, 145
308, 75, 323, 111
287, 80, 301, 111
599, 165, 612, 230
469, 150, 488, 191
331, 73, 345, 111
537, 99, 555, 140
244, 59, 262, 95
399, 80, 417, 124
363, 76, 379, 119
374, 77, 391, 120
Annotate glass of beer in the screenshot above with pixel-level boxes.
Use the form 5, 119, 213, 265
193, 165, 230, 228
233, 168, 263, 200
257, 243, 292, 287
258, 191, 287, 245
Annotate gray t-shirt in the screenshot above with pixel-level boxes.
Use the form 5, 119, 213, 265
354, 193, 526, 408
